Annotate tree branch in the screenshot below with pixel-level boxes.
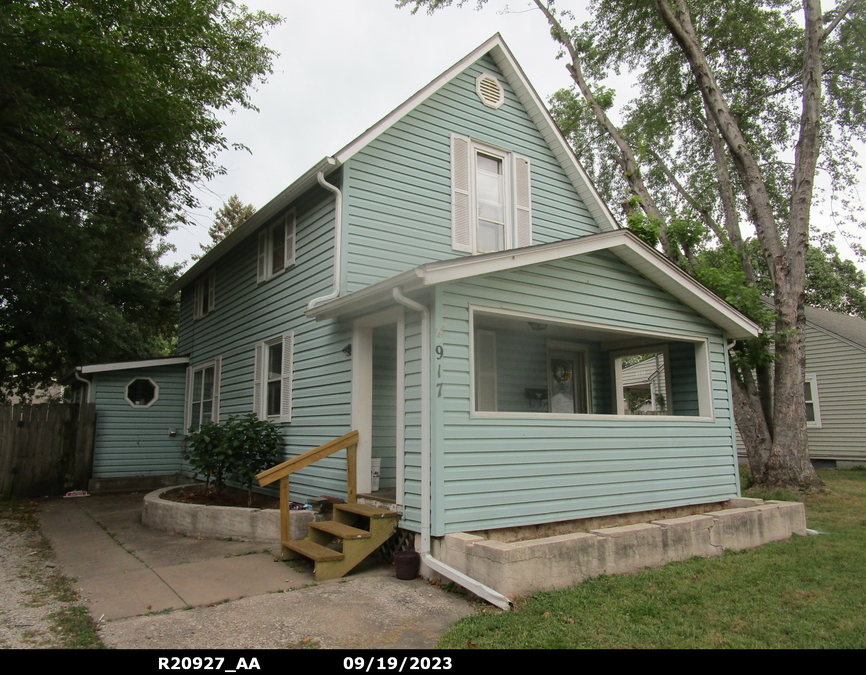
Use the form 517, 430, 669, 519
823, 0, 863, 41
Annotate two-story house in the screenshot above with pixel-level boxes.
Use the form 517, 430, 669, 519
59, 34, 762, 600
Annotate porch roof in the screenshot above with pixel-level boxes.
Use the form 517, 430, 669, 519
305, 230, 762, 340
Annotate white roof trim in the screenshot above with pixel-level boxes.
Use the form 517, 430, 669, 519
170, 35, 620, 297
80, 357, 190, 374
307, 230, 761, 340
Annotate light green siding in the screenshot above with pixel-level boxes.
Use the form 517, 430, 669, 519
343, 54, 600, 293
90, 366, 186, 477
432, 251, 739, 534
177, 181, 355, 502
372, 325, 397, 488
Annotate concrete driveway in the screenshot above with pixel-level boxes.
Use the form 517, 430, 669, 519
37, 492, 476, 649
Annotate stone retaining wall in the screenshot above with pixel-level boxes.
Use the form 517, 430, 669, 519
429, 498, 807, 599
142, 486, 319, 544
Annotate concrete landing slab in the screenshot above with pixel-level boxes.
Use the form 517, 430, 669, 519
152, 553, 308, 607
81, 568, 186, 620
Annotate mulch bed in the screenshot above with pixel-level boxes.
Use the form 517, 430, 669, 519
160, 483, 280, 510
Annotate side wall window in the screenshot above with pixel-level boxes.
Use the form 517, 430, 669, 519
185, 358, 221, 431
253, 331, 293, 422
451, 134, 531, 254
805, 373, 822, 428
193, 270, 216, 319
257, 211, 296, 283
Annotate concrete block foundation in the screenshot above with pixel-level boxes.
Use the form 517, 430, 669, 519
428, 498, 807, 600
142, 486, 320, 545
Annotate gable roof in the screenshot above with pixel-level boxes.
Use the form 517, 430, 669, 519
167, 34, 619, 297
805, 305, 866, 352
306, 229, 762, 340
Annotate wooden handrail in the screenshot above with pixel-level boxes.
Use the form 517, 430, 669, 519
257, 430, 359, 559
256, 430, 359, 487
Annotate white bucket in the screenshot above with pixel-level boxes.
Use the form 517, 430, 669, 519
371, 458, 382, 492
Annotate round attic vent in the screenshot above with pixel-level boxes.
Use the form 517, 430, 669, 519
476, 73, 504, 109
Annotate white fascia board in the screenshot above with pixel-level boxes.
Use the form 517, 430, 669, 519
305, 269, 424, 321
167, 157, 338, 296
487, 44, 620, 234
332, 35, 505, 164
81, 357, 190, 374
308, 230, 760, 338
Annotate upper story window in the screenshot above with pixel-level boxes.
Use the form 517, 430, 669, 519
257, 210, 296, 283
193, 270, 215, 319
451, 134, 531, 255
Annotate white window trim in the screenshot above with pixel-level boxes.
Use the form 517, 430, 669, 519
451, 135, 531, 255
185, 358, 221, 431
125, 377, 159, 409
612, 344, 673, 416
257, 210, 296, 283
254, 331, 293, 423
805, 372, 822, 428
468, 306, 715, 421
193, 270, 216, 320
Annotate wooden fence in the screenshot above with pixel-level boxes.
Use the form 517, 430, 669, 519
0, 403, 97, 498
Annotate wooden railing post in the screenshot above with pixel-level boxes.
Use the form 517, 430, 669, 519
347, 442, 357, 504
280, 476, 291, 560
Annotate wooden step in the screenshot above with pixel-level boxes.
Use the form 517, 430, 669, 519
282, 539, 344, 562
309, 521, 371, 540
334, 503, 400, 519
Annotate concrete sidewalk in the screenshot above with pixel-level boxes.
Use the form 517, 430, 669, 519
36, 492, 475, 649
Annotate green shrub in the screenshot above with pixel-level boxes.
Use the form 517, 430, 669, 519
183, 414, 283, 505
223, 413, 284, 506
183, 421, 231, 495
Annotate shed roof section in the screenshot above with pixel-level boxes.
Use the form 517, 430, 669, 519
167, 34, 619, 296
306, 229, 762, 340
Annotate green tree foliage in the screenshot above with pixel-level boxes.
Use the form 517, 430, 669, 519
194, 195, 257, 260
0, 1, 280, 398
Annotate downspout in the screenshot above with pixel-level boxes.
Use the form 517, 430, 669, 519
73, 368, 91, 404
306, 164, 343, 312
392, 287, 511, 611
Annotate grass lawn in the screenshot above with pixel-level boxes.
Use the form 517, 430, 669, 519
439, 469, 866, 649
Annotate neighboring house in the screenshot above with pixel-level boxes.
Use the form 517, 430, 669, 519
736, 305, 866, 468
62, 357, 189, 490
165, 34, 760, 550
619, 353, 669, 415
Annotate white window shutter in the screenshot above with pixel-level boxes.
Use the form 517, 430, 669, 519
208, 271, 216, 312
183, 366, 192, 432
253, 342, 264, 420
475, 330, 497, 411
257, 231, 267, 282
285, 212, 296, 267
451, 134, 472, 252
280, 332, 293, 422
514, 155, 532, 248
212, 357, 221, 423
193, 281, 202, 319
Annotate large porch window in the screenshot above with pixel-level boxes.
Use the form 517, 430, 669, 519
471, 310, 712, 419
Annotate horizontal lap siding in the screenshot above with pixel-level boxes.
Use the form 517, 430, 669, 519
735, 326, 866, 463
402, 316, 423, 531
344, 54, 599, 293
434, 252, 738, 534
91, 367, 186, 477
177, 184, 354, 501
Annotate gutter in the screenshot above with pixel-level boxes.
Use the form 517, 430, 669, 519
391, 287, 511, 611
306, 166, 343, 312
73, 368, 91, 404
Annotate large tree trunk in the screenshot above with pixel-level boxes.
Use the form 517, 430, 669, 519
730, 362, 773, 481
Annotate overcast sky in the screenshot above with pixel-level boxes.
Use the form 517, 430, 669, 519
165, 0, 865, 269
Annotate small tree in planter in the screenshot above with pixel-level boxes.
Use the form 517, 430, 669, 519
183, 421, 232, 497
222, 413, 283, 507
